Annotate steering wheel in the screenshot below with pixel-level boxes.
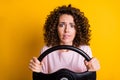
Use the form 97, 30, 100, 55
33, 45, 96, 80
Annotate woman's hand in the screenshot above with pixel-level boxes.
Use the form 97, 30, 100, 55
29, 57, 42, 72
84, 57, 100, 71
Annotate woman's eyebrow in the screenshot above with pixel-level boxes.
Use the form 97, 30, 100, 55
59, 22, 75, 24
59, 22, 65, 24
69, 23, 75, 25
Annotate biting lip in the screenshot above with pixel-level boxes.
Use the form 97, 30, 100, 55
63, 34, 70, 38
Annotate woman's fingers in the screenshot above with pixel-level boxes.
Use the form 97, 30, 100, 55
28, 57, 41, 72
33, 57, 40, 64
85, 57, 100, 71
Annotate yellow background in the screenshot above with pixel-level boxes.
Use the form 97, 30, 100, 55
0, 0, 120, 80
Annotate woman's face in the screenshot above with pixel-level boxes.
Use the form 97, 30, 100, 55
57, 14, 76, 45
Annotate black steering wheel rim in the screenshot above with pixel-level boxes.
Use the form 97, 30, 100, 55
33, 45, 96, 80
38, 45, 91, 62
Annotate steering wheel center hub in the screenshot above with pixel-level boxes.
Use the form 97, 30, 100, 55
60, 77, 68, 80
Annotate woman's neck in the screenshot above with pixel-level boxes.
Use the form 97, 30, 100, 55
59, 42, 73, 52
60, 42, 72, 46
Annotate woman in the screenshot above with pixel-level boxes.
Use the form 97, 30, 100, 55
29, 4, 100, 74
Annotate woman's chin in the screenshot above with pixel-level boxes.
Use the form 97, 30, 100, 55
60, 42, 73, 45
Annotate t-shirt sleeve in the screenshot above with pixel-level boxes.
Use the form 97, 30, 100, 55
79, 45, 93, 72
80, 45, 93, 58
85, 46, 93, 58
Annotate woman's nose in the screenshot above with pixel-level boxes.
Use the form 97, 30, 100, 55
64, 25, 70, 32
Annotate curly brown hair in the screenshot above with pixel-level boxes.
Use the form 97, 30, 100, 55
44, 4, 91, 47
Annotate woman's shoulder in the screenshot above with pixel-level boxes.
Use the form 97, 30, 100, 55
79, 45, 91, 50
78, 45, 92, 57
41, 45, 91, 52
40, 45, 52, 53
42, 45, 51, 49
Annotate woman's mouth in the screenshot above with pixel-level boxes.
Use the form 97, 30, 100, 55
63, 35, 70, 39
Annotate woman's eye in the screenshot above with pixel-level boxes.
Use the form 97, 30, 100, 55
70, 24, 75, 28
58, 24, 65, 27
